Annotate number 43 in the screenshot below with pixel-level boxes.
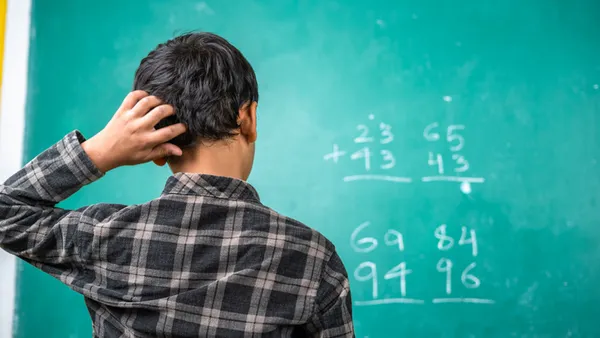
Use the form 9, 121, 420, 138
351, 148, 396, 171
428, 152, 469, 174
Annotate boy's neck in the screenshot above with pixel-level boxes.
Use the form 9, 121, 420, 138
168, 139, 248, 181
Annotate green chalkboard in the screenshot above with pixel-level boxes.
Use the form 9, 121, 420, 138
18, 0, 600, 337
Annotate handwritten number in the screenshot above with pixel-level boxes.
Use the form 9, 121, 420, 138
350, 222, 378, 253
355, 262, 378, 299
380, 122, 394, 144
384, 262, 412, 297
355, 125, 373, 143
459, 227, 478, 257
461, 262, 480, 289
380, 150, 396, 169
447, 125, 466, 151
428, 152, 444, 174
351, 147, 372, 171
384, 229, 404, 251
423, 122, 440, 141
452, 154, 469, 172
436, 258, 453, 295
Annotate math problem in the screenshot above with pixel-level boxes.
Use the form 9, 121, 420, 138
350, 221, 494, 306
323, 116, 486, 188
326, 116, 494, 308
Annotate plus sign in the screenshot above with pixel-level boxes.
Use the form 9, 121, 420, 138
323, 144, 346, 163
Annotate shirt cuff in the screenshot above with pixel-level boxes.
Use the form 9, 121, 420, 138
40, 130, 106, 202
62, 130, 105, 181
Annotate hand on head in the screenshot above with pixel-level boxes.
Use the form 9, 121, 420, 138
82, 90, 187, 173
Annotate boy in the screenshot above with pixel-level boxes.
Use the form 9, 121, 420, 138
0, 32, 354, 337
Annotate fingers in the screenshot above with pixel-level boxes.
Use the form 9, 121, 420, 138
148, 123, 187, 145
118, 90, 149, 113
148, 143, 183, 160
129, 95, 163, 118
139, 104, 175, 127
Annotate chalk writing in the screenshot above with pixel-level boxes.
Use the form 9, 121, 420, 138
325, 117, 493, 308
323, 118, 485, 186
350, 221, 492, 306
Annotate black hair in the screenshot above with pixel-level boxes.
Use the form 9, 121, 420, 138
133, 32, 259, 147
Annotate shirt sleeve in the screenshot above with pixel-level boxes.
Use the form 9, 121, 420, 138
0, 131, 125, 269
306, 250, 355, 337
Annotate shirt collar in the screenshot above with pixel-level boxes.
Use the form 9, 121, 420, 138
161, 172, 261, 203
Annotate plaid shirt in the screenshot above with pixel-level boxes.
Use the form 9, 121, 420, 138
0, 131, 354, 337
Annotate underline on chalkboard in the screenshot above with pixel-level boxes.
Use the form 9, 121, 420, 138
343, 175, 413, 183
432, 298, 495, 304
354, 298, 425, 306
421, 176, 485, 183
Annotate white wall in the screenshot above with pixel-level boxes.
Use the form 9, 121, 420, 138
0, 0, 31, 337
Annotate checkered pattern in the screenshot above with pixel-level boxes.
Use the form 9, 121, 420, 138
0, 131, 354, 337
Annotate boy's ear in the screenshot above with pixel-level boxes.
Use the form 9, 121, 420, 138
239, 101, 258, 143
153, 158, 167, 166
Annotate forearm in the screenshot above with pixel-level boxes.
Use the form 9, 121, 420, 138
0, 130, 103, 252
0, 131, 103, 207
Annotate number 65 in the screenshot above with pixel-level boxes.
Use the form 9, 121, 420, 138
423, 123, 466, 152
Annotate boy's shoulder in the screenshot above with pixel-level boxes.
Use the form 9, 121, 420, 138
244, 202, 340, 270
260, 204, 336, 252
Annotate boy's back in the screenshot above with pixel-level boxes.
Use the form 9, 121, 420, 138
87, 172, 350, 336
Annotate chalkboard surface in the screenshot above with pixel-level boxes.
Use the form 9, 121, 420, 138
17, 0, 600, 337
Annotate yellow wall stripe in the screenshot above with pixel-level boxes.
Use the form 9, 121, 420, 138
0, 0, 6, 90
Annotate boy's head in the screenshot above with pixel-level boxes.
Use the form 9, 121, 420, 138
133, 32, 259, 179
